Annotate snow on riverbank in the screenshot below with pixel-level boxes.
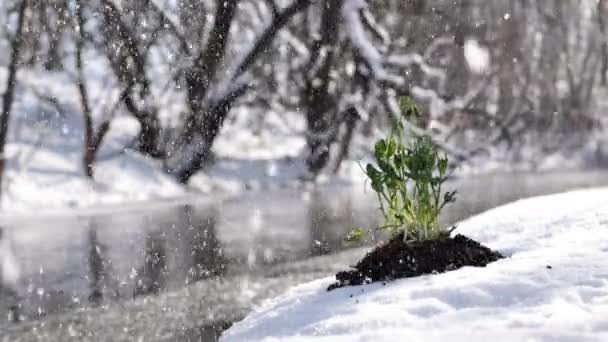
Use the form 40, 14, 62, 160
222, 188, 608, 341
188, 106, 372, 194
2, 113, 186, 214
0, 66, 363, 214
2, 64, 607, 213
0, 68, 186, 214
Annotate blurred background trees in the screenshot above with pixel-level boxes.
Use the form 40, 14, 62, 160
0, 0, 606, 188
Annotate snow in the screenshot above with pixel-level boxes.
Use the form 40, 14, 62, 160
464, 39, 490, 74
342, 0, 385, 78
188, 106, 370, 193
2, 126, 185, 213
1, 47, 604, 213
0, 67, 186, 214
222, 188, 608, 341
0, 60, 359, 212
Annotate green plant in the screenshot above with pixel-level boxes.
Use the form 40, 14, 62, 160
362, 98, 456, 241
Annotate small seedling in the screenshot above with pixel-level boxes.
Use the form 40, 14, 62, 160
357, 97, 457, 241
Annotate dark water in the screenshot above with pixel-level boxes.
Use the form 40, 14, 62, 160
2, 171, 608, 341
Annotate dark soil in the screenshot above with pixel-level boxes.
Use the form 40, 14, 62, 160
328, 233, 503, 291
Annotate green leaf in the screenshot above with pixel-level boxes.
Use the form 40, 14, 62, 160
399, 96, 409, 114
386, 138, 397, 157
366, 164, 384, 192
395, 120, 405, 136
371, 179, 384, 193
378, 159, 396, 177
374, 139, 387, 160
354, 97, 459, 243
366, 163, 381, 178
400, 96, 420, 118
438, 155, 448, 175
345, 228, 365, 242
393, 153, 402, 166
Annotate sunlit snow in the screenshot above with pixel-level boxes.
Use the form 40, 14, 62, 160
222, 188, 608, 341
464, 39, 490, 74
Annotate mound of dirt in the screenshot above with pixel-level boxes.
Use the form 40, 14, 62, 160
328, 233, 503, 291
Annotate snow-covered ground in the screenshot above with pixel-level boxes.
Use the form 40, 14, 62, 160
189, 105, 372, 194
0, 68, 186, 214
222, 188, 608, 341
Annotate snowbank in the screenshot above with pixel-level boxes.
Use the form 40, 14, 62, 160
0, 68, 186, 214
2, 114, 185, 213
189, 106, 371, 194
222, 188, 608, 341
190, 107, 310, 193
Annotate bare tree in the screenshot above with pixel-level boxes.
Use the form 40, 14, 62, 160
76, 1, 111, 178
599, 0, 608, 86
303, 0, 344, 176
174, 0, 315, 182
99, 0, 162, 158
0, 0, 28, 197
2, 0, 605, 186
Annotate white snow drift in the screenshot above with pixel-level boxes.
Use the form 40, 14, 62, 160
222, 188, 608, 342
464, 39, 490, 74
0, 68, 186, 214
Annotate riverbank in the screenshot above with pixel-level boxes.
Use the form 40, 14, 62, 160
222, 187, 608, 341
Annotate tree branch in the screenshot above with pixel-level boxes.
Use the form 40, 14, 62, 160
149, 0, 191, 55
232, 0, 314, 80
100, 0, 150, 94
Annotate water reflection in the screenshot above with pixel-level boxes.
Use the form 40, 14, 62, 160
0, 188, 377, 323
308, 190, 366, 256
182, 206, 226, 283
0, 227, 21, 322
86, 224, 121, 305
130, 206, 228, 297
134, 231, 167, 297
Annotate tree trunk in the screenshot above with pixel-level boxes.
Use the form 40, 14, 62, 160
176, 0, 312, 183
77, 1, 113, 178
497, 2, 520, 118
182, 0, 239, 146
173, 1, 238, 183
332, 107, 360, 174
44, 0, 68, 71
137, 114, 162, 157
176, 96, 240, 183
305, 0, 343, 176
446, 0, 471, 100
0, 0, 28, 197
100, 0, 160, 158
598, 0, 608, 85
538, 2, 561, 123
77, 1, 97, 178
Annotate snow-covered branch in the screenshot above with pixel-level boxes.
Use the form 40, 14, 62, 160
341, 0, 385, 78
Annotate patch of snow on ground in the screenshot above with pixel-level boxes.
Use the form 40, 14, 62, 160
189, 107, 309, 193
1, 68, 186, 214
464, 39, 490, 74
190, 105, 378, 193
222, 188, 608, 341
